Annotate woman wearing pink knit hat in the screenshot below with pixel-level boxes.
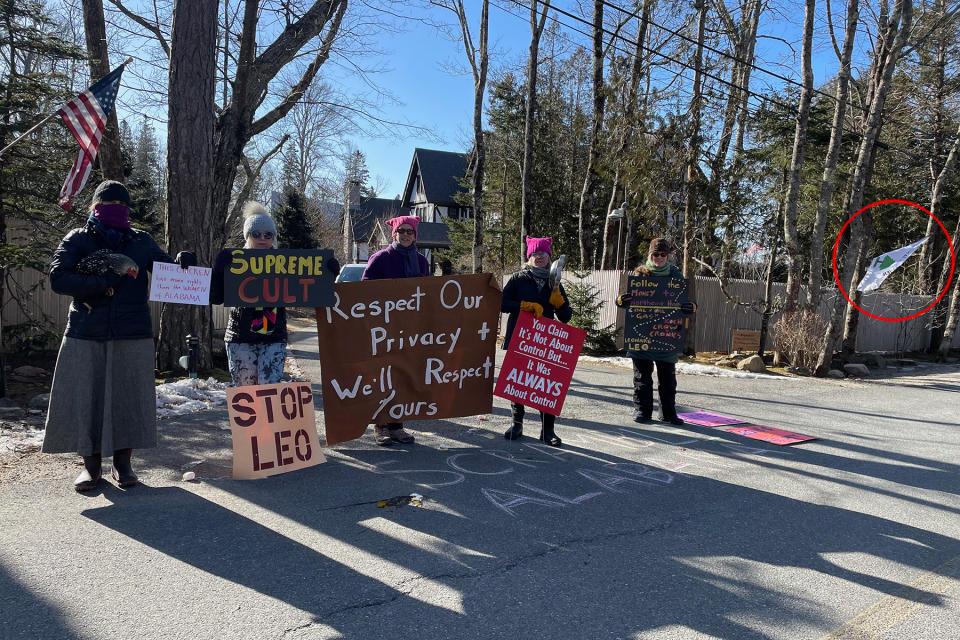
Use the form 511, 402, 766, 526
500, 236, 572, 446
362, 215, 430, 445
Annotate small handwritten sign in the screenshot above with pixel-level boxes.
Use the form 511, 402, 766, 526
149, 262, 212, 305
731, 329, 761, 353
227, 381, 325, 479
494, 312, 586, 416
223, 248, 335, 307
315, 274, 502, 445
623, 273, 689, 353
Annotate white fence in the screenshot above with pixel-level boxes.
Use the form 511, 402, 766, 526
502, 270, 958, 353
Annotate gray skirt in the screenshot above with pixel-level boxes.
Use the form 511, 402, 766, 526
42, 336, 157, 457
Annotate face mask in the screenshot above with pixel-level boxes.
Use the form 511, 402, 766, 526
93, 203, 131, 230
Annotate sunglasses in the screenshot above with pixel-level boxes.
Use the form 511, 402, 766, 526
396, 228, 416, 236
651, 252, 668, 258
250, 230, 275, 240
531, 251, 550, 258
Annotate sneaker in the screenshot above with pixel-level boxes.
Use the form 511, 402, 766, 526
389, 427, 415, 444
632, 410, 651, 424
374, 425, 393, 446
660, 415, 685, 426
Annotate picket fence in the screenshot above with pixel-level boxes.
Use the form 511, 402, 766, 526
502, 270, 959, 354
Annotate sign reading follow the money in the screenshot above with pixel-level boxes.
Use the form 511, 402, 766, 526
315, 274, 502, 445
623, 273, 689, 353
494, 312, 585, 416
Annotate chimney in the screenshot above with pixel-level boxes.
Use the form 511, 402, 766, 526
345, 179, 362, 210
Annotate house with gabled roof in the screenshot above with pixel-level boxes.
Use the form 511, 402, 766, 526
341, 179, 409, 263
402, 148, 472, 222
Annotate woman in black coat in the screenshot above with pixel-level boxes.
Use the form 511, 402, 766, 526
43, 180, 195, 491
500, 236, 572, 446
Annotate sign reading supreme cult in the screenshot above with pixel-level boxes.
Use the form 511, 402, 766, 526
223, 248, 336, 307
315, 274, 502, 445
494, 312, 585, 416
227, 381, 325, 479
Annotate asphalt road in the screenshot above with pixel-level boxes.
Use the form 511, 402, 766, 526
1, 320, 958, 640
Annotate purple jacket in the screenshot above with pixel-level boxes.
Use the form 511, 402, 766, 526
362, 243, 429, 280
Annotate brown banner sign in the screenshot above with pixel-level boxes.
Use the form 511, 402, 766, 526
315, 274, 502, 445
227, 381, 326, 480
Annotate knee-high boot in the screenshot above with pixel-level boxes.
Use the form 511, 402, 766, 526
504, 403, 524, 440
539, 412, 561, 447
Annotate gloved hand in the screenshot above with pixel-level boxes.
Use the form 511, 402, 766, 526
549, 288, 565, 308
681, 301, 696, 315
213, 249, 234, 272
616, 294, 632, 308
175, 251, 197, 270
520, 301, 544, 318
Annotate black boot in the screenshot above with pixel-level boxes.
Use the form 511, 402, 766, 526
111, 449, 138, 488
74, 454, 102, 492
539, 412, 561, 447
504, 403, 524, 440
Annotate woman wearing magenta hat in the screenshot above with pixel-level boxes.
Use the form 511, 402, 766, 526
361, 215, 430, 445
615, 238, 696, 425
500, 236, 572, 446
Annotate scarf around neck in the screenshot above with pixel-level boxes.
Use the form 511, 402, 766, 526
525, 265, 551, 290
392, 241, 422, 277
645, 259, 672, 276
88, 215, 130, 250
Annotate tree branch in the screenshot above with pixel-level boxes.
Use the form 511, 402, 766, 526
106, 0, 170, 58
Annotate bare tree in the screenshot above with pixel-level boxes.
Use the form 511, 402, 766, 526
80, 0, 124, 181
520, 0, 549, 265
577, 0, 605, 267
814, 0, 914, 376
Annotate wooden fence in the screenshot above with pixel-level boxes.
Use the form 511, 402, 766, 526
502, 270, 958, 354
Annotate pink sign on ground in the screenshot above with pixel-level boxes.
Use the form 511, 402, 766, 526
725, 425, 817, 446
677, 411, 746, 427
494, 312, 586, 416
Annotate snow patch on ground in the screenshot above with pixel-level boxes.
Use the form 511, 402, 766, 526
156, 377, 228, 417
579, 355, 797, 380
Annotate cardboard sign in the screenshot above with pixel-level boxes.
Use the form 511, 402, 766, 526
623, 273, 689, 354
494, 312, 586, 416
149, 262, 212, 305
223, 249, 335, 307
227, 382, 326, 479
725, 425, 816, 446
315, 274, 502, 445
677, 411, 746, 427
731, 329, 761, 353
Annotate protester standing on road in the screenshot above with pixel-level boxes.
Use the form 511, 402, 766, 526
500, 236, 572, 447
616, 238, 696, 425
210, 201, 338, 387
43, 180, 196, 491
361, 215, 430, 445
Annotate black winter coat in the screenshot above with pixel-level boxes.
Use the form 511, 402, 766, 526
501, 268, 573, 350
49, 221, 173, 340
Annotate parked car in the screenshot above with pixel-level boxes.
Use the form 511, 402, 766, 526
335, 263, 367, 283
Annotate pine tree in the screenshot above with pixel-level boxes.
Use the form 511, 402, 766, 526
275, 185, 315, 249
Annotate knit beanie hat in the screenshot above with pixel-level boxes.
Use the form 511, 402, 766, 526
385, 215, 420, 237
525, 236, 553, 258
91, 180, 131, 205
648, 238, 672, 255
242, 201, 277, 239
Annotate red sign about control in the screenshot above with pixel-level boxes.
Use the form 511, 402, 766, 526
494, 312, 586, 416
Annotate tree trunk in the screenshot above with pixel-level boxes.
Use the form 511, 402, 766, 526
81, 0, 124, 182
759, 200, 784, 356
937, 273, 960, 359
520, 0, 548, 265
681, 0, 707, 355
471, 0, 488, 273
782, 0, 816, 313
841, 210, 874, 353
577, 0, 605, 268
157, 0, 218, 371
815, 0, 913, 376
808, 0, 859, 310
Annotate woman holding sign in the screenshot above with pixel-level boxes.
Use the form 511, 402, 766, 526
43, 180, 196, 491
361, 215, 430, 446
501, 236, 572, 446
615, 238, 696, 425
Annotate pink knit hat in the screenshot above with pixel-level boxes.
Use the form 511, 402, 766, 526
525, 236, 552, 258
385, 215, 420, 237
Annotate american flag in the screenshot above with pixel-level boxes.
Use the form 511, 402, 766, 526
56, 64, 124, 210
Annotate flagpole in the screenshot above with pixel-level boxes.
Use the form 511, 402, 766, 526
0, 57, 133, 160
